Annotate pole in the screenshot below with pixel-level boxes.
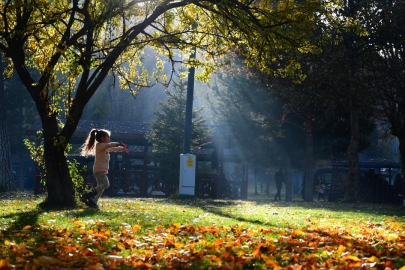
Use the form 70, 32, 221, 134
183, 47, 196, 154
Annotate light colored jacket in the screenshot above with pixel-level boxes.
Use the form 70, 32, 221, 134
93, 142, 124, 173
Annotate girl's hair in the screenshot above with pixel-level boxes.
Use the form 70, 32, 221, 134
80, 129, 111, 156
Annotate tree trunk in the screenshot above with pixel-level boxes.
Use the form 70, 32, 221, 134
304, 129, 314, 202
41, 116, 75, 208
18, 153, 24, 191
285, 157, 293, 202
0, 53, 14, 191
254, 166, 258, 195
345, 105, 360, 202
394, 129, 405, 197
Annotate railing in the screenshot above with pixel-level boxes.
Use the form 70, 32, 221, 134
109, 170, 174, 197
195, 174, 242, 199
195, 174, 218, 199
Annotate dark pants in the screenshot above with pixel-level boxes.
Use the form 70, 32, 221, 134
274, 187, 282, 201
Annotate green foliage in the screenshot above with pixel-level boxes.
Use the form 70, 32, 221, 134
24, 131, 86, 190
0, 0, 326, 205
147, 70, 211, 189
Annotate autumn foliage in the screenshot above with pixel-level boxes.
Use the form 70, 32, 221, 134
0, 193, 404, 269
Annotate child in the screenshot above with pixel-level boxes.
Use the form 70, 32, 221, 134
80, 129, 129, 208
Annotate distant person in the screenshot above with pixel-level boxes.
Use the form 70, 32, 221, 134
80, 129, 129, 209
316, 181, 326, 201
274, 168, 285, 201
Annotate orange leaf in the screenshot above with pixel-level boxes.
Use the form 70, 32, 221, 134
253, 244, 265, 258
342, 255, 360, 262
385, 261, 395, 268
220, 252, 234, 261
0, 259, 10, 268
22, 225, 32, 230
131, 225, 141, 232
293, 229, 305, 236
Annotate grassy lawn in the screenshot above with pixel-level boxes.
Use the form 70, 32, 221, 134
0, 192, 405, 269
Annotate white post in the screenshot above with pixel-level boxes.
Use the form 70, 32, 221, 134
179, 154, 196, 195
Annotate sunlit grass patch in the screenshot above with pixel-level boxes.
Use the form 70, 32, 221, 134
0, 192, 404, 269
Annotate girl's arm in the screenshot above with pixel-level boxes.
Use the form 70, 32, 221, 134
107, 142, 129, 153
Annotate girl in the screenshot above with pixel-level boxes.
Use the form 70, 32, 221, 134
80, 129, 129, 208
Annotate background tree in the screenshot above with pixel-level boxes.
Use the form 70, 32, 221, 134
147, 70, 211, 193
208, 55, 307, 201
308, 0, 381, 201
0, 0, 322, 207
370, 0, 405, 193
0, 53, 14, 191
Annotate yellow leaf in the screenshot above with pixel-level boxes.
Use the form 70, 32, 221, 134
368, 256, 378, 263
23, 225, 32, 230
322, 250, 330, 257
337, 245, 346, 254
4, 240, 9, 245
387, 233, 398, 241
175, 241, 184, 248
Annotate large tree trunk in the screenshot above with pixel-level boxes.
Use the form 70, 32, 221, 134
0, 53, 14, 191
345, 105, 360, 202
304, 128, 314, 202
41, 115, 75, 208
285, 157, 293, 202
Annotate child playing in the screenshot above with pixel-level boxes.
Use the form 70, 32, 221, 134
80, 129, 129, 208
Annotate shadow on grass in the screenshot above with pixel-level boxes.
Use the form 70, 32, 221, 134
155, 194, 405, 224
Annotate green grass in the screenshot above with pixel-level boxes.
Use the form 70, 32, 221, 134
1, 192, 405, 269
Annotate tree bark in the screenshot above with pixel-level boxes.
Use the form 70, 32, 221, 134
344, 105, 360, 202
304, 128, 314, 202
254, 165, 258, 195
397, 136, 405, 197
18, 153, 24, 190
285, 157, 293, 202
0, 53, 14, 191
40, 115, 75, 208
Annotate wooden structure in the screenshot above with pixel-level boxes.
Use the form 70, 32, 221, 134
326, 159, 402, 204
27, 120, 248, 199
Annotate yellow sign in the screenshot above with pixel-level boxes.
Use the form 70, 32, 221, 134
186, 157, 194, 167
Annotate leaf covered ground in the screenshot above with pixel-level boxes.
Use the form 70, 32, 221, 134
0, 192, 405, 269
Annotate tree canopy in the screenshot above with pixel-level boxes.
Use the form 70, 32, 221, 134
0, 0, 323, 206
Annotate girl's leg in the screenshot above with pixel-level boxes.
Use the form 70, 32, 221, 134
94, 172, 110, 202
